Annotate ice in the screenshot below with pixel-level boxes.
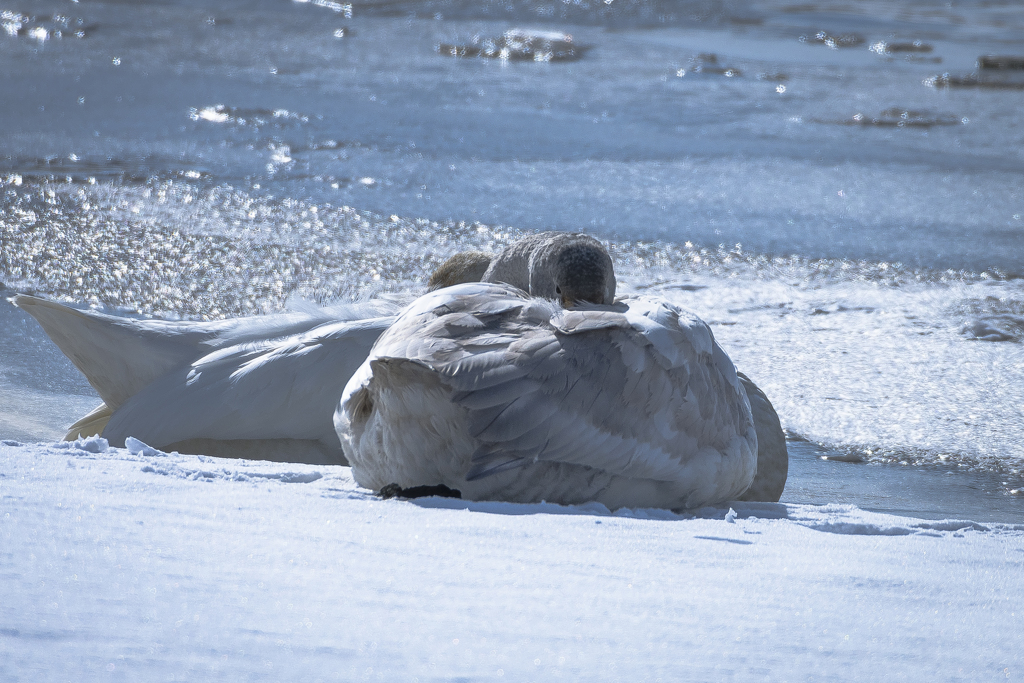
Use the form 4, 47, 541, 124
124, 436, 163, 458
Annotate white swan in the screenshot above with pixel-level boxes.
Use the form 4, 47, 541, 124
337, 281, 758, 510
10, 294, 398, 462
8, 251, 497, 462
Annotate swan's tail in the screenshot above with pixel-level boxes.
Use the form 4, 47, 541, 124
10, 294, 203, 409
65, 403, 114, 441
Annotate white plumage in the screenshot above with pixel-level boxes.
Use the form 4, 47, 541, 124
11, 294, 395, 462
336, 283, 759, 509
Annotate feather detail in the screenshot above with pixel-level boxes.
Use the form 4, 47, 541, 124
338, 282, 759, 509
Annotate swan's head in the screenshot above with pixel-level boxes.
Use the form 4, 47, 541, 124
551, 240, 615, 307
428, 251, 494, 291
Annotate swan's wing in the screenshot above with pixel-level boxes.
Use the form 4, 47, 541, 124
370, 287, 756, 493
103, 317, 391, 448
64, 403, 114, 441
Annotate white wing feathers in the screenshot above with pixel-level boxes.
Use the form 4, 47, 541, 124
103, 317, 391, 448
10, 293, 398, 410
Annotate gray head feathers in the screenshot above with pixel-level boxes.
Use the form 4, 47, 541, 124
480, 232, 615, 306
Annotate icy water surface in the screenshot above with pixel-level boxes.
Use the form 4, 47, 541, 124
2, 0, 1023, 515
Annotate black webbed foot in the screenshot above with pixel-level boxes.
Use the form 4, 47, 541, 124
378, 483, 462, 500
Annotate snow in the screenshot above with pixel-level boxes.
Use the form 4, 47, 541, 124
2, 439, 1021, 681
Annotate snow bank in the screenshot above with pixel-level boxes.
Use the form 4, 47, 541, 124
1, 440, 1021, 681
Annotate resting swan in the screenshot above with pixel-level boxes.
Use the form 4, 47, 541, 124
10, 295, 397, 462
444, 233, 787, 502
337, 281, 758, 510
8, 252, 494, 463
336, 234, 769, 509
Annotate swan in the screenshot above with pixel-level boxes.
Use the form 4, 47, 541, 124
474, 231, 786, 502
8, 249, 501, 461
336, 233, 773, 509
336, 281, 758, 510
10, 294, 399, 462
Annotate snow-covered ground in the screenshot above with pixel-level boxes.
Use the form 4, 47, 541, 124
2, 438, 1021, 681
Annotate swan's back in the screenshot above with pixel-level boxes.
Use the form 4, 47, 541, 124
337, 283, 757, 509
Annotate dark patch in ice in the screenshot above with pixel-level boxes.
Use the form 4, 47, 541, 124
693, 535, 753, 544
868, 39, 937, 62
825, 109, 962, 128
924, 73, 1024, 90
2, 156, 214, 186
958, 296, 1024, 342
925, 56, 1024, 90
632, 281, 707, 292
438, 29, 585, 62
869, 40, 933, 55
962, 315, 1024, 342
802, 31, 865, 49
675, 53, 742, 78
1, 11, 92, 41
810, 304, 876, 315
297, 139, 363, 153
818, 452, 866, 463
979, 55, 1024, 71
